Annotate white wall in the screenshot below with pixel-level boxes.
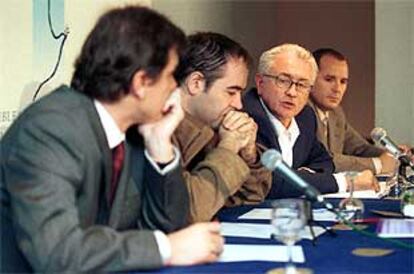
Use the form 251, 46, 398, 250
376, 0, 414, 144
0, 0, 150, 138
2, 0, 412, 144
0, 1, 33, 136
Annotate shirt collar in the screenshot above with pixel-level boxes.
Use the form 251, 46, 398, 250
259, 98, 300, 138
94, 100, 125, 149
315, 105, 329, 124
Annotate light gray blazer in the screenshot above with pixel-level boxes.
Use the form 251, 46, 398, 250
308, 100, 385, 173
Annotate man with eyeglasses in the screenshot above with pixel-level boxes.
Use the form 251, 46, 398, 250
243, 44, 378, 198
309, 48, 397, 177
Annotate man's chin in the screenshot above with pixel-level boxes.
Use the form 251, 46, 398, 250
211, 115, 226, 130
326, 103, 339, 111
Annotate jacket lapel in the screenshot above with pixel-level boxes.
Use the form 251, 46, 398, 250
243, 89, 279, 151
82, 96, 113, 225
109, 131, 144, 227
328, 111, 341, 153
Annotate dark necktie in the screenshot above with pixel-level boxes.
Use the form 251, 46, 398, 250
109, 142, 125, 205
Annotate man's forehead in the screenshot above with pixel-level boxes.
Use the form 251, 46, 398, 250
270, 58, 313, 81
320, 55, 348, 69
222, 59, 248, 82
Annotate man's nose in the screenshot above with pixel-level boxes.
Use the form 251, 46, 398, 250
285, 83, 298, 97
231, 93, 243, 110
332, 80, 342, 93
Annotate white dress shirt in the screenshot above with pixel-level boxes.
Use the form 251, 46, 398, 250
260, 99, 349, 192
94, 100, 174, 264
259, 99, 299, 167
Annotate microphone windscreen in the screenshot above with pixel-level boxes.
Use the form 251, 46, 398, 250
260, 149, 282, 171
371, 127, 386, 142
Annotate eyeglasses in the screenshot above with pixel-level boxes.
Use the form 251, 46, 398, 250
262, 73, 313, 94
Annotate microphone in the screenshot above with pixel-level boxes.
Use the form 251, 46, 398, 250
261, 149, 324, 202
371, 127, 413, 168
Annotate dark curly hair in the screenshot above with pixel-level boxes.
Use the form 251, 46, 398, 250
174, 32, 251, 91
71, 6, 186, 102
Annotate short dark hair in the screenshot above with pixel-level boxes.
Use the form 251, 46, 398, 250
313, 48, 347, 67
175, 32, 251, 91
71, 6, 186, 102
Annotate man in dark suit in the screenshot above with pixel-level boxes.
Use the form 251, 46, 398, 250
0, 6, 223, 273
244, 44, 378, 199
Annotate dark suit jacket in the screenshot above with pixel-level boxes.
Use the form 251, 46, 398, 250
308, 100, 385, 173
0, 85, 189, 273
243, 88, 338, 199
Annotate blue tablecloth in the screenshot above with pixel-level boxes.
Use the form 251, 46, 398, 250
131, 199, 414, 274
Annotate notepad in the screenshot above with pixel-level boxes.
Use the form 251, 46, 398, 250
376, 218, 414, 238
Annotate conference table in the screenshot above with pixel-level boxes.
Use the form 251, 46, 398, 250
133, 198, 413, 274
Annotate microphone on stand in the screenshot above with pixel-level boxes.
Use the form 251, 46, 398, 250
261, 149, 337, 242
371, 127, 414, 169
260, 149, 325, 203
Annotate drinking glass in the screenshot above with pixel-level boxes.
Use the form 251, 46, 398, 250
401, 188, 414, 217
268, 199, 312, 274
339, 171, 364, 221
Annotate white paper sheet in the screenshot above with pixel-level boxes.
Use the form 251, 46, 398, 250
220, 222, 326, 240
239, 208, 272, 220
377, 218, 414, 238
219, 244, 305, 263
323, 181, 389, 199
238, 208, 353, 222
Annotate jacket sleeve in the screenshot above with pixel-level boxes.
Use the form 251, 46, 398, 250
141, 158, 190, 232
182, 147, 251, 222
298, 139, 338, 194
297, 109, 338, 194
225, 143, 272, 207
332, 110, 385, 173
3, 112, 164, 272
304, 131, 336, 174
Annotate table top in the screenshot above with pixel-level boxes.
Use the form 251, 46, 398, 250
132, 198, 414, 274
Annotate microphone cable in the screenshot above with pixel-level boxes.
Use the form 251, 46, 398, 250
32, 0, 69, 101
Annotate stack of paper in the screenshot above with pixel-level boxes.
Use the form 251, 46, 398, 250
376, 218, 414, 238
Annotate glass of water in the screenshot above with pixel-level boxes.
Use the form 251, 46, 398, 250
269, 199, 312, 274
339, 171, 365, 221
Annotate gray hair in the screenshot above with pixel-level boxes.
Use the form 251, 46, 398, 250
257, 43, 318, 82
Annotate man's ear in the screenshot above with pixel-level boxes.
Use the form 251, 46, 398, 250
185, 71, 205, 96
255, 73, 264, 95
130, 70, 150, 99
